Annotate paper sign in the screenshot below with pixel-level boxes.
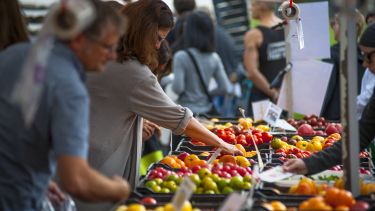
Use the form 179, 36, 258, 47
172, 177, 195, 210
252, 100, 270, 122
218, 192, 247, 211
274, 119, 297, 131
263, 103, 283, 126
207, 148, 222, 165
259, 166, 294, 183
277, 59, 333, 116
290, 2, 330, 60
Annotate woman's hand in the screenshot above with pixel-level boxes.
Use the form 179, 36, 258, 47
220, 142, 243, 156
142, 120, 160, 141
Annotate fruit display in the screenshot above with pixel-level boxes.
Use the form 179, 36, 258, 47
144, 163, 253, 194
298, 187, 356, 210
287, 114, 327, 128
159, 149, 256, 169
135, 114, 375, 211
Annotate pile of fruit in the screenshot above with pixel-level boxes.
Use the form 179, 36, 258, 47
145, 163, 253, 194
299, 187, 368, 211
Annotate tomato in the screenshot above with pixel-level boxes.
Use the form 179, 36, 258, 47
224, 127, 235, 134
261, 132, 273, 143
216, 129, 225, 137
245, 133, 257, 146
252, 128, 261, 134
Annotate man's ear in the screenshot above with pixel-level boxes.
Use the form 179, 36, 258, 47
68, 34, 87, 53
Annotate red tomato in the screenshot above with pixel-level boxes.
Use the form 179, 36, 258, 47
261, 132, 273, 143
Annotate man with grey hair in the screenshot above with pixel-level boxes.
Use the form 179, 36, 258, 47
0, 0, 129, 210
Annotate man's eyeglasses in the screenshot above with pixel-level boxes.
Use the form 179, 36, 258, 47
363, 50, 375, 63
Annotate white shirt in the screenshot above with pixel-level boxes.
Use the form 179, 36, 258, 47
357, 68, 375, 119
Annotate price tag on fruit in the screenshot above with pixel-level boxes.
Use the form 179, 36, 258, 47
259, 166, 294, 183
172, 177, 195, 211
207, 148, 222, 165
218, 192, 247, 211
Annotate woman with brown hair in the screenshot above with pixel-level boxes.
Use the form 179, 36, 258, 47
0, 0, 29, 50
77, 0, 241, 210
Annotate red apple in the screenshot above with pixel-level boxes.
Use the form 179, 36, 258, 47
350, 201, 369, 211
325, 123, 339, 135
142, 197, 157, 205
177, 152, 190, 161
297, 124, 315, 136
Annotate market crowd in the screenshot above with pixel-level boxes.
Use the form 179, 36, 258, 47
0, 0, 374, 210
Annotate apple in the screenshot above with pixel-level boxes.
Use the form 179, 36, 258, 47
167, 172, 179, 181
198, 168, 211, 179
350, 201, 369, 211
309, 117, 318, 126
315, 130, 325, 136
191, 165, 201, 174
325, 123, 339, 135
141, 197, 157, 205
222, 186, 234, 194
177, 152, 190, 161
297, 124, 315, 136
189, 174, 201, 186
229, 175, 244, 190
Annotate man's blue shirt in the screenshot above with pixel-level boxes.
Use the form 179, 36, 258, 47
0, 42, 89, 210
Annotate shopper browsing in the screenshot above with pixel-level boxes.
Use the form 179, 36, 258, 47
79, 2, 242, 210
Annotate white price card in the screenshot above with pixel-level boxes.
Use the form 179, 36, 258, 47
207, 148, 222, 165
218, 192, 247, 211
252, 100, 270, 122
259, 166, 294, 183
172, 177, 195, 211
263, 102, 283, 126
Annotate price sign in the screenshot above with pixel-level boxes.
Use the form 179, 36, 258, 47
172, 177, 195, 211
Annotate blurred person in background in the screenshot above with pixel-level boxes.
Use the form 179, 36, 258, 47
80, 1, 242, 210
171, 10, 231, 115
366, 12, 375, 25
167, 0, 196, 52
283, 24, 375, 175
321, 10, 366, 120
0, 0, 29, 50
243, 0, 286, 116
0, 0, 130, 210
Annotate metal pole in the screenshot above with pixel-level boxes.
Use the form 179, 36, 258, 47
284, 24, 293, 118
339, 0, 360, 196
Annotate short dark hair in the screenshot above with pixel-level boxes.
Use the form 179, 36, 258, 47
173, 0, 196, 15
0, 0, 29, 50
184, 10, 215, 53
82, 0, 126, 41
366, 12, 375, 24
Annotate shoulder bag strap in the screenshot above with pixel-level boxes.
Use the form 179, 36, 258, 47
184, 49, 213, 102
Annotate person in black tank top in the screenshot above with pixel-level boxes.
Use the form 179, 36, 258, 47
244, 1, 286, 117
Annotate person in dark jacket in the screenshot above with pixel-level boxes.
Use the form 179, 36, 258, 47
320, 10, 366, 120
283, 24, 375, 175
